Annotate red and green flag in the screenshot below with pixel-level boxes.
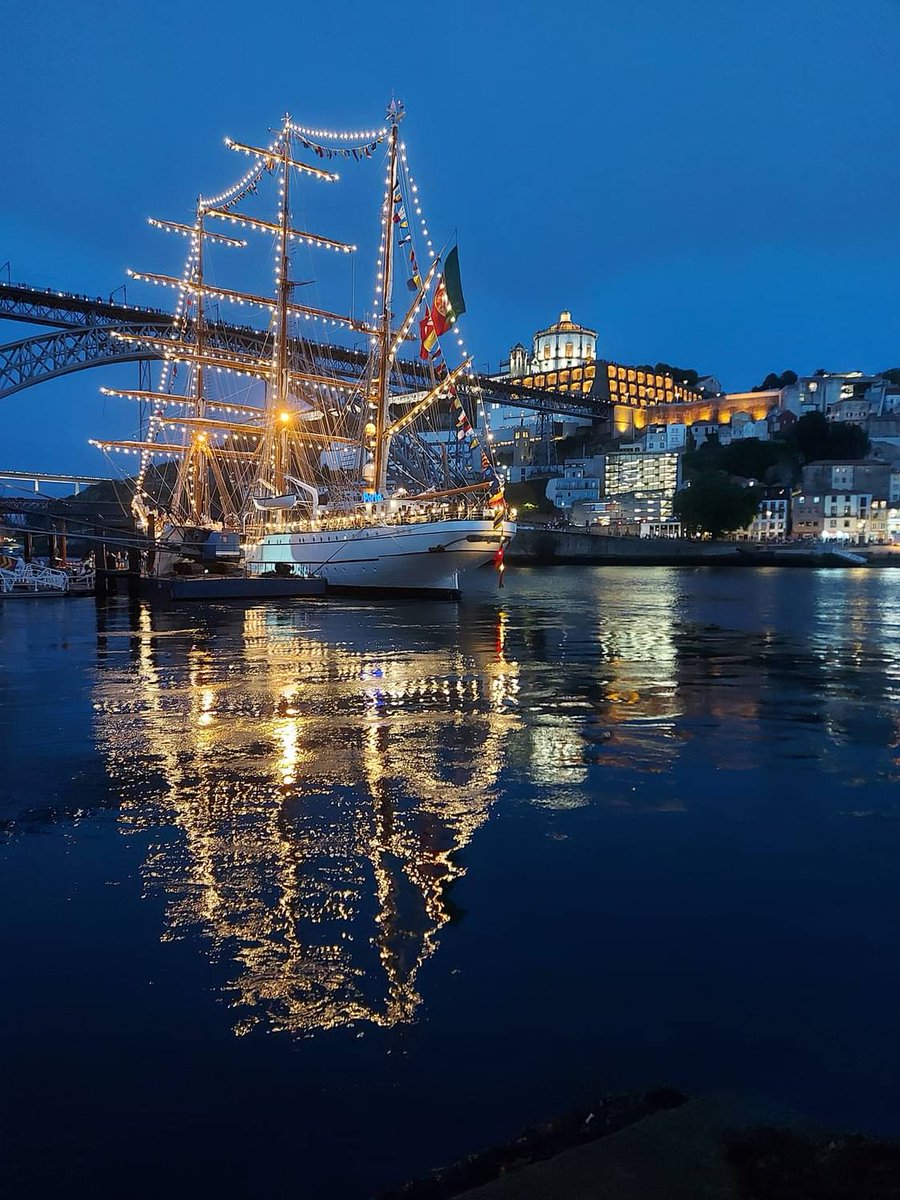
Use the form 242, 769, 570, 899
431, 246, 466, 336
419, 308, 438, 360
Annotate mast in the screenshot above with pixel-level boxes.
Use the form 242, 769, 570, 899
372, 106, 402, 499
273, 123, 292, 497
192, 208, 207, 522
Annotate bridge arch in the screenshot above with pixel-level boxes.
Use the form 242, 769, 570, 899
0, 325, 165, 401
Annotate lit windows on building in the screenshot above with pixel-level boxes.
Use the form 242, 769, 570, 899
519, 362, 596, 397
792, 491, 888, 544
605, 362, 702, 408
747, 494, 789, 541
603, 451, 681, 521
521, 310, 597, 376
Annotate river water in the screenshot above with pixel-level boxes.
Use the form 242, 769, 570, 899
2, 566, 899, 1196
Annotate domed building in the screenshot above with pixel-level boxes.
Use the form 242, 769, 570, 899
508, 311, 597, 377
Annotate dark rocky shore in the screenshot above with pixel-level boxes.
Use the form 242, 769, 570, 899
376, 1090, 900, 1199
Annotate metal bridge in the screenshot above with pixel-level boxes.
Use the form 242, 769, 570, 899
0, 281, 608, 420
0, 469, 111, 494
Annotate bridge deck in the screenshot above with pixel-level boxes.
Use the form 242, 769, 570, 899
0, 281, 608, 419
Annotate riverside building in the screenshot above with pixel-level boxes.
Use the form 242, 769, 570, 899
602, 449, 681, 525
792, 461, 892, 544
745, 489, 791, 541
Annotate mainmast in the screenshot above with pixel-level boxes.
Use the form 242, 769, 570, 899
191, 208, 207, 523
372, 103, 403, 499
272, 122, 293, 497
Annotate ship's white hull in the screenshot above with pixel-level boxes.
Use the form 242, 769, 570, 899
244, 518, 515, 597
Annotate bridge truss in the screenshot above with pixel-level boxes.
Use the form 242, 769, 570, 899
0, 282, 608, 420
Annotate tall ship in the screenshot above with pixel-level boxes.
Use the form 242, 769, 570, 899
91, 102, 514, 597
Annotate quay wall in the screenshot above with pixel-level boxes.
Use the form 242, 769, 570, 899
506, 528, 900, 567
507, 529, 740, 566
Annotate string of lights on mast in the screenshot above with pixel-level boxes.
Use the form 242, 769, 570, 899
93, 107, 500, 498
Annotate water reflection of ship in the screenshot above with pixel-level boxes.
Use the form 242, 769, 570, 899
93, 601, 519, 1035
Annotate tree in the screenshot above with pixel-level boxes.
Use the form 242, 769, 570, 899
753, 369, 797, 392
681, 436, 783, 483
720, 438, 785, 482
681, 434, 725, 478
673, 473, 762, 538
828, 421, 870, 460
505, 478, 558, 515
785, 412, 870, 463
649, 362, 700, 387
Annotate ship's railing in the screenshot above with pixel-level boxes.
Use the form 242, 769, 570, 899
0, 559, 70, 593
258, 505, 501, 536
67, 568, 97, 593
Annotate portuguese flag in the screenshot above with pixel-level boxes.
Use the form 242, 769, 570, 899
431, 246, 466, 335
419, 308, 438, 360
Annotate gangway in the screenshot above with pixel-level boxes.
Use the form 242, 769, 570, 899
0, 556, 85, 596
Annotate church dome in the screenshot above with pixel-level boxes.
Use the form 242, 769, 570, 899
541, 309, 596, 336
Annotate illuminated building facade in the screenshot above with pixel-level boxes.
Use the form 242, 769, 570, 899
746, 490, 790, 541
610, 389, 782, 440
491, 310, 788, 453
605, 363, 703, 410
509, 310, 597, 378
602, 450, 681, 524
605, 451, 680, 500
792, 461, 893, 543
492, 310, 703, 451
489, 311, 599, 451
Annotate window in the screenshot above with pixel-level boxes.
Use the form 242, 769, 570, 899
565, 342, 574, 358
543, 344, 551, 360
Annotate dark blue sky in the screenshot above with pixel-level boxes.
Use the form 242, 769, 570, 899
3, 0, 900, 473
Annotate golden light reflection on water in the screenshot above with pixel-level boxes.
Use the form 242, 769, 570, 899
88, 571, 900, 1037
93, 603, 520, 1036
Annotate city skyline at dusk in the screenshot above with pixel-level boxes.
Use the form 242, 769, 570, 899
3, 0, 900, 471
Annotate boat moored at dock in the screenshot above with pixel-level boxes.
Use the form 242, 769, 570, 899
92, 102, 513, 598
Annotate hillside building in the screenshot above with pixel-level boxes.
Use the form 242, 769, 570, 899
792, 461, 892, 544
